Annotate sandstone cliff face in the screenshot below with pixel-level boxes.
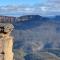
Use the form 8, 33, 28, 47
0, 16, 16, 23
0, 34, 13, 60
4, 35, 13, 60
0, 23, 14, 60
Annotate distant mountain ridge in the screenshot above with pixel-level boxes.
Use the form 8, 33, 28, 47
0, 15, 60, 23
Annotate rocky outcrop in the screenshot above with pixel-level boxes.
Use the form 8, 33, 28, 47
0, 23, 14, 60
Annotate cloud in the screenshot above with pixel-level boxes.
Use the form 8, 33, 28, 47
39, 0, 60, 16
0, 5, 36, 16
0, 0, 60, 16
48, 0, 60, 3
34, 0, 60, 16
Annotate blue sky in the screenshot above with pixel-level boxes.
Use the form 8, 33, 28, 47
0, 0, 47, 6
0, 0, 60, 16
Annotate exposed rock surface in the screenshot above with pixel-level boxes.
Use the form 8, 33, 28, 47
0, 23, 14, 60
